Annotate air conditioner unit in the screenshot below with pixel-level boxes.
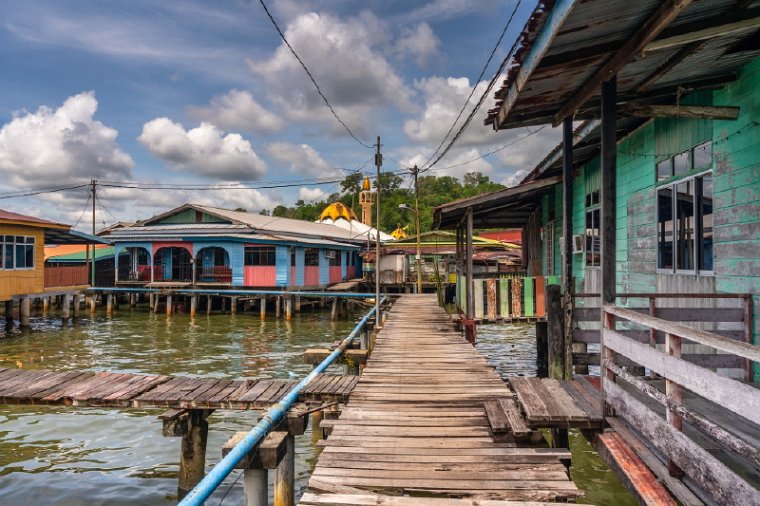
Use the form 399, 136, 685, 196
325, 250, 336, 259
572, 234, 585, 254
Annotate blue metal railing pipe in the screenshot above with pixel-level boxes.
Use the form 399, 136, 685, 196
87, 287, 376, 299
178, 298, 385, 506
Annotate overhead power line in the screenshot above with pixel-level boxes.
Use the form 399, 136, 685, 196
256, 0, 373, 149
0, 183, 89, 199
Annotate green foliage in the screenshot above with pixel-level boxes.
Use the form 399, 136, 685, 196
273, 171, 504, 233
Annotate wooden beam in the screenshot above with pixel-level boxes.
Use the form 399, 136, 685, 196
636, 41, 707, 92
553, 0, 695, 125
620, 104, 740, 120
645, 14, 760, 53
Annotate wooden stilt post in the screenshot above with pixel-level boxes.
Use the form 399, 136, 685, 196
276, 296, 282, 318
4, 300, 13, 326
106, 294, 113, 316
666, 332, 684, 477
221, 297, 227, 314
274, 434, 295, 506
130, 293, 136, 308
166, 295, 173, 316
90, 296, 97, 314
330, 297, 338, 321
535, 321, 548, 378
230, 296, 237, 315
243, 469, 268, 506
159, 409, 212, 500
294, 295, 301, 313
42, 297, 50, 313
207, 296, 212, 316
190, 296, 197, 319
73, 295, 81, 318
148, 293, 154, 311
20, 298, 30, 328
61, 293, 71, 320
546, 284, 568, 448
562, 116, 579, 378
153, 294, 161, 313
285, 296, 293, 320
260, 297, 266, 319
319, 297, 325, 309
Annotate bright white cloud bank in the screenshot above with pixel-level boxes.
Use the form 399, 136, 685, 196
298, 186, 327, 202
266, 141, 333, 178
0, 91, 133, 187
187, 89, 284, 134
138, 118, 267, 180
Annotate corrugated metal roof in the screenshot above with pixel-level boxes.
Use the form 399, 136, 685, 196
487, 0, 760, 129
0, 208, 68, 228
46, 246, 115, 263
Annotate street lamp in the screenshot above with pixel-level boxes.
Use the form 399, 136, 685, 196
399, 203, 422, 294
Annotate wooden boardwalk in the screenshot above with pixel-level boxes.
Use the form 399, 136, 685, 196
0, 369, 356, 410
302, 294, 588, 505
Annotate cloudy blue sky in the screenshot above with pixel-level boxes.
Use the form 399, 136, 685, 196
0, 0, 559, 229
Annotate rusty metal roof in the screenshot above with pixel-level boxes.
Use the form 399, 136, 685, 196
487, 0, 760, 129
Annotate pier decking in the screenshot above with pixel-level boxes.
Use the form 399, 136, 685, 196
0, 369, 357, 409
302, 295, 589, 505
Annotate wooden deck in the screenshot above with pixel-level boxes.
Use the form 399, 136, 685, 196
302, 294, 589, 505
0, 369, 356, 410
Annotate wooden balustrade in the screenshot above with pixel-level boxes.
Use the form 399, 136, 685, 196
600, 304, 760, 504
457, 274, 557, 321
44, 265, 88, 288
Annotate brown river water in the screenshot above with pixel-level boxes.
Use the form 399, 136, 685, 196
0, 304, 635, 505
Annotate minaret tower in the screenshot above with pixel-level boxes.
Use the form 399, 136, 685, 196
359, 176, 375, 226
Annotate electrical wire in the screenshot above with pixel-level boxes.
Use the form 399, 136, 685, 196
256, 0, 373, 149
420, 0, 523, 169
0, 183, 89, 199
71, 191, 91, 229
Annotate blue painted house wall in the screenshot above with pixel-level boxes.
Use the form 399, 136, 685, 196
191, 241, 243, 286
275, 246, 289, 287
319, 250, 329, 285
341, 251, 347, 279
294, 248, 305, 286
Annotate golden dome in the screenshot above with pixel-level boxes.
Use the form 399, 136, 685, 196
318, 202, 358, 222
391, 225, 408, 240
361, 176, 372, 191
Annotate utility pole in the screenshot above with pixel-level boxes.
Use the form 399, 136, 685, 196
91, 179, 97, 286
375, 136, 382, 328
412, 165, 422, 294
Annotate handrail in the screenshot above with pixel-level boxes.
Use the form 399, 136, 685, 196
177, 298, 385, 506
574, 292, 749, 299
604, 304, 760, 362
87, 287, 379, 298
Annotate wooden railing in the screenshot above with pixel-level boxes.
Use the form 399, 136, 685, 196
457, 274, 556, 320
600, 305, 760, 504
197, 266, 232, 284
44, 266, 88, 288
572, 293, 752, 380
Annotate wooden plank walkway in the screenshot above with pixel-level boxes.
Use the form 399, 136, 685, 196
0, 369, 356, 410
302, 294, 588, 505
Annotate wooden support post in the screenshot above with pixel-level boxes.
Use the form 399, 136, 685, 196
106, 294, 113, 316
20, 298, 30, 327
90, 296, 97, 314
260, 297, 267, 319
562, 117, 577, 378
72, 295, 80, 318
169, 410, 212, 500
148, 293, 154, 311
244, 469, 268, 506
665, 332, 684, 477
294, 295, 301, 313
221, 296, 227, 314
602, 310, 617, 419
600, 76, 617, 422
153, 294, 160, 313
535, 321, 549, 378
207, 296, 212, 316
222, 430, 290, 506
190, 296, 197, 319
230, 296, 237, 315
61, 293, 71, 320
4, 300, 13, 326
285, 296, 293, 321
319, 297, 325, 309
465, 208, 474, 319
166, 295, 173, 316
546, 285, 565, 380
274, 434, 295, 506
42, 297, 50, 312
129, 293, 136, 308
330, 297, 338, 321
276, 296, 282, 318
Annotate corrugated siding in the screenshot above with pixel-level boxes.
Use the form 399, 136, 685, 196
276, 246, 289, 287
341, 251, 347, 279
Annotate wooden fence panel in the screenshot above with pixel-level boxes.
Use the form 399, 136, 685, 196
499, 279, 509, 317
473, 279, 484, 319
523, 277, 534, 317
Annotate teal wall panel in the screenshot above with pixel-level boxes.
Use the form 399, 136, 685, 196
276, 246, 289, 287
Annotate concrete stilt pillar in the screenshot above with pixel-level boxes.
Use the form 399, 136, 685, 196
177, 410, 210, 500
5, 300, 15, 326
206, 296, 212, 316
276, 296, 281, 318
20, 298, 31, 327
153, 294, 160, 313
106, 294, 113, 316
148, 293, 155, 311
166, 295, 173, 316
294, 295, 301, 313
190, 296, 197, 319
221, 297, 227, 314
260, 297, 266, 319
319, 297, 325, 309
130, 293, 137, 308
61, 293, 72, 319
243, 469, 268, 506
230, 296, 237, 315
73, 295, 81, 318
43, 297, 50, 313
330, 297, 338, 321
90, 296, 97, 314
285, 296, 293, 321
274, 434, 295, 506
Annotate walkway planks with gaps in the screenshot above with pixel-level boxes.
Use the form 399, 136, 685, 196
302, 294, 588, 505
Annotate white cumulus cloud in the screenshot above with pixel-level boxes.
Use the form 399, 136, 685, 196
187, 89, 284, 134
0, 91, 133, 187
402, 147, 493, 180
394, 22, 440, 67
265, 141, 333, 178
138, 118, 267, 180
248, 11, 414, 136
298, 186, 327, 202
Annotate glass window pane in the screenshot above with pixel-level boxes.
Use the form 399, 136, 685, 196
676, 180, 695, 270
657, 159, 672, 181
4, 243, 14, 269
700, 175, 713, 271
693, 141, 712, 170
585, 208, 600, 267
657, 187, 673, 270
15, 244, 26, 268
673, 151, 690, 175
25, 244, 34, 268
